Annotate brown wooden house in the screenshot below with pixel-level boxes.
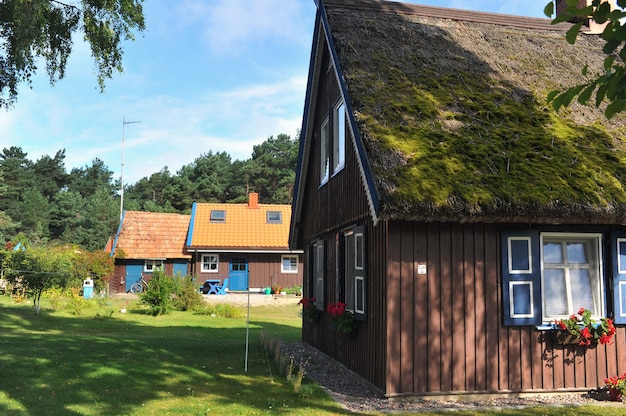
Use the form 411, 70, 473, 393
187, 193, 303, 292
289, 0, 626, 398
107, 211, 191, 294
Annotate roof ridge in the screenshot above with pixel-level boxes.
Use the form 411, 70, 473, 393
323, 0, 569, 31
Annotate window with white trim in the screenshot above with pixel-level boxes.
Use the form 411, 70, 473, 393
320, 117, 330, 185
501, 230, 626, 326
333, 101, 346, 174
281, 255, 298, 273
144, 259, 163, 273
541, 233, 603, 320
201, 254, 219, 273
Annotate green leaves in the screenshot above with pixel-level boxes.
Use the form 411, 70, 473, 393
0, 0, 145, 109
546, 0, 626, 119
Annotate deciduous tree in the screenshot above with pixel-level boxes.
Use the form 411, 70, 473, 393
545, 0, 626, 118
0, 0, 145, 109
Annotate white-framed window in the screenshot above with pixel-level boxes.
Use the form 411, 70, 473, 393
320, 117, 330, 185
201, 254, 219, 273
210, 210, 225, 222
540, 233, 603, 321
267, 211, 282, 224
281, 255, 298, 273
333, 101, 346, 174
144, 259, 163, 273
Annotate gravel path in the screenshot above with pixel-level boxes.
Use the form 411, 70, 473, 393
282, 342, 624, 413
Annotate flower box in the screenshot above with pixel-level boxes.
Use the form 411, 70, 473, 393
553, 331, 581, 345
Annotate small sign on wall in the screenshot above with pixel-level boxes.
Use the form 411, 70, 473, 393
417, 263, 427, 275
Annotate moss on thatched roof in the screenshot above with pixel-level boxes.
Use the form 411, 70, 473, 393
325, 0, 626, 223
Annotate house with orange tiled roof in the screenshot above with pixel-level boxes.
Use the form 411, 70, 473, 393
187, 193, 303, 291
107, 211, 191, 294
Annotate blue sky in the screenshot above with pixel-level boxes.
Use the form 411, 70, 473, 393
0, 0, 550, 185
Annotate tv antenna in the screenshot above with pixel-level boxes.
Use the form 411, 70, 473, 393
120, 116, 141, 222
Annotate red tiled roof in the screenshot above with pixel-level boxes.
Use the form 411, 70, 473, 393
188, 200, 292, 250
113, 211, 191, 259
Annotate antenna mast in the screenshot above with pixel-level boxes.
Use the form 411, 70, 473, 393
121, 116, 141, 222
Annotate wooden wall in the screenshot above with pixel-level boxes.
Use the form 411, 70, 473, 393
191, 253, 303, 290
385, 221, 626, 396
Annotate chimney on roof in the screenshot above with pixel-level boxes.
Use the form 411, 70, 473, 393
555, 0, 617, 34
248, 192, 259, 209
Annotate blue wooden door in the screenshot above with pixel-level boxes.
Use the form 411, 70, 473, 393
228, 256, 248, 291
173, 262, 188, 277
125, 263, 143, 292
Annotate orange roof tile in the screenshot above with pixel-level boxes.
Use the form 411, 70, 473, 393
113, 211, 191, 259
189, 201, 292, 250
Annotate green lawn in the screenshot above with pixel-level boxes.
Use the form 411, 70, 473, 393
0, 296, 348, 415
0, 296, 622, 416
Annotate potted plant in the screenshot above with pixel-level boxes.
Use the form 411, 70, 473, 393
294, 285, 303, 297
553, 307, 616, 346
604, 373, 626, 402
271, 284, 283, 295
327, 301, 358, 334
298, 297, 320, 323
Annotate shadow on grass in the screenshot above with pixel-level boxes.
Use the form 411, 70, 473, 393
0, 299, 349, 415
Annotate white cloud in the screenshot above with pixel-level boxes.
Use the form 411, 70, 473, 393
177, 0, 310, 56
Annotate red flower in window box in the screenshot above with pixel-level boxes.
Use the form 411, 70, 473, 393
553, 307, 615, 347
326, 302, 357, 333
298, 297, 320, 323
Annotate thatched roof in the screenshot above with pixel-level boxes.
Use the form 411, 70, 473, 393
319, 0, 626, 224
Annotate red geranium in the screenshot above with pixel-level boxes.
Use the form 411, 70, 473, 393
326, 302, 357, 333
554, 307, 616, 347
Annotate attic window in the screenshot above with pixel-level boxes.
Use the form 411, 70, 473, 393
210, 210, 225, 222
267, 211, 282, 224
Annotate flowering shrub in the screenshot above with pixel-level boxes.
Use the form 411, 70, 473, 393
327, 302, 357, 333
604, 373, 626, 401
554, 307, 616, 346
298, 297, 319, 323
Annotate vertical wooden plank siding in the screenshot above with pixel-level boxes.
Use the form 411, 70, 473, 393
483, 224, 500, 392
463, 227, 476, 391
426, 224, 442, 392
383, 221, 626, 395
413, 223, 429, 392
400, 224, 415, 392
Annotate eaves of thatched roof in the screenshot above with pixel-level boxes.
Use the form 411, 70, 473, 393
313, 0, 626, 225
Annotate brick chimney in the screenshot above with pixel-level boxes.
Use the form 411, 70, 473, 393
555, 0, 617, 34
248, 192, 259, 209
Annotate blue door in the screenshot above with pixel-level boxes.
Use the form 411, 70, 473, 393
125, 263, 143, 292
228, 256, 248, 291
173, 262, 188, 277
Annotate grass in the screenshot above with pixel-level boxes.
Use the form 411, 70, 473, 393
0, 296, 623, 416
0, 296, 347, 415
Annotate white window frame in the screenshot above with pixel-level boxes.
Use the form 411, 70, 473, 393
281, 255, 298, 274
320, 117, 330, 185
540, 232, 604, 322
201, 254, 219, 273
144, 259, 163, 273
332, 101, 346, 174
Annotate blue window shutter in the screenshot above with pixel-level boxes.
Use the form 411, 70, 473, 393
501, 229, 541, 326
610, 232, 626, 324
